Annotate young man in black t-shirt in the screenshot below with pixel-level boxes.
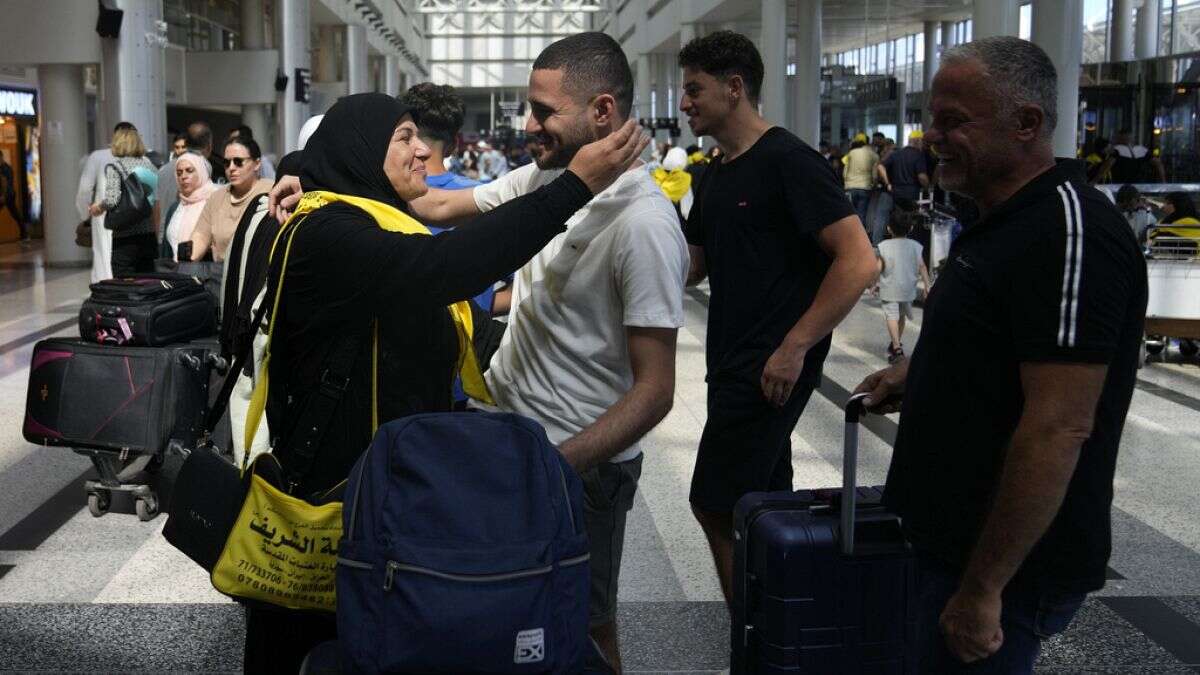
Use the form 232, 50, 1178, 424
677, 31, 877, 606
856, 38, 1146, 672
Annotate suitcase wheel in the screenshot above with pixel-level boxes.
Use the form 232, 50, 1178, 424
135, 495, 159, 522
87, 491, 111, 518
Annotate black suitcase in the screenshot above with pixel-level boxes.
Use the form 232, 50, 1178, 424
23, 338, 212, 454
79, 272, 216, 346
731, 394, 918, 674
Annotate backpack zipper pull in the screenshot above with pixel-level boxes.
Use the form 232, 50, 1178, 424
383, 561, 397, 591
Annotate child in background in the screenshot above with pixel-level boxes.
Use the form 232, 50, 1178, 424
877, 208, 931, 363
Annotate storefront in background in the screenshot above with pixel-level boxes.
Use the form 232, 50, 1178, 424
0, 85, 40, 242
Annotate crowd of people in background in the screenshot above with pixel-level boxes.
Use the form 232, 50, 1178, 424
75, 119, 280, 283
64, 92, 1189, 293
39, 24, 1164, 674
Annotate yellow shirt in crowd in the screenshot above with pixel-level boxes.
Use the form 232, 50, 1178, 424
843, 146, 879, 190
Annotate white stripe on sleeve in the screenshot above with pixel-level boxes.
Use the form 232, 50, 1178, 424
1064, 182, 1085, 347
1055, 184, 1080, 347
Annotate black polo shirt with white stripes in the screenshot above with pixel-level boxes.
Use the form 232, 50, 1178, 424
884, 160, 1147, 594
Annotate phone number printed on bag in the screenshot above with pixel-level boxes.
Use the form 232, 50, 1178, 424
211, 475, 343, 612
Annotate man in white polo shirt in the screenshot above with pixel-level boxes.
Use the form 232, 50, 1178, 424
415, 33, 687, 673
268, 33, 686, 670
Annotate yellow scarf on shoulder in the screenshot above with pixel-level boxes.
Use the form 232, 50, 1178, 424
244, 190, 494, 456
652, 168, 692, 204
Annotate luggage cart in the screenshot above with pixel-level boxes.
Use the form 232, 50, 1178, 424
927, 206, 960, 284
76, 348, 228, 521
78, 447, 168, 521
1143, 230, 1200, 363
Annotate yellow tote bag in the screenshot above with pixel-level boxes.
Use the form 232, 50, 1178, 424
211, 456, 342, 611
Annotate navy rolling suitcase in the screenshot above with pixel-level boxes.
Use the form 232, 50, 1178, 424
731, 394, 918, 674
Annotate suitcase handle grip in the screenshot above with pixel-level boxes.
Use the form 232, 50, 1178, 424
841, 393, 870, 555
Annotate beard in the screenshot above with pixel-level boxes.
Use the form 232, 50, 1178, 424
532, 115, 594, 170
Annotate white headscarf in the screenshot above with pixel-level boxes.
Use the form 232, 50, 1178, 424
167, 152, 218, 257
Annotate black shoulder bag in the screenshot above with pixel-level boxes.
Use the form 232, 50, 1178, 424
104, 162, 152, 232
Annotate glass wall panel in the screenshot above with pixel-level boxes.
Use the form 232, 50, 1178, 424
1173, 0, 1200, 53
1163, 0, 1175, 55
1083, 0, 1111, 63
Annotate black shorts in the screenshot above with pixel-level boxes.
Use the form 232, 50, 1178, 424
689, 378, 817, 514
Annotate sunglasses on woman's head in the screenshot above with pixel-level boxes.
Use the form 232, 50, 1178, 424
223, 157, 252, 168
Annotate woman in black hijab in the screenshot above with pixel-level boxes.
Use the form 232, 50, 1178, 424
243, 93, 645, 671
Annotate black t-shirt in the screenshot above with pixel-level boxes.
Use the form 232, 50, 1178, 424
267, 172, 591, 495
883, 146, 928, 201
885, 161, 1147, 594
683, 127, 854, 387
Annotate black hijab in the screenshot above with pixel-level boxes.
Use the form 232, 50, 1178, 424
300, 93, 416, 210
275, 150, 304, 184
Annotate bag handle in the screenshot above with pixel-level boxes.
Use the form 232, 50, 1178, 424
199, 217, 297, 437
841, 393, 869, 555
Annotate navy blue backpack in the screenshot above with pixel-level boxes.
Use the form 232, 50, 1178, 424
336, 412, 591, 673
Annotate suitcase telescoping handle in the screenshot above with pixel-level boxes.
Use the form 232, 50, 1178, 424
841, 393, 870, 555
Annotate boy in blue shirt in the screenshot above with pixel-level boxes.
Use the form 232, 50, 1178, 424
401, 82, 513, 407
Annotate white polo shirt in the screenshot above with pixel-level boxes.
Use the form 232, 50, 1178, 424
472, 163, 688, 463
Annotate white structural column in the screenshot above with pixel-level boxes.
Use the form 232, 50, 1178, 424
317, 26, 339, 82
275, 0, 311, 154
760, 0, 788, 125
38, 65, 90, 267
676, 24, 698, 148
101, 0, 167, 154
1111, 0, 1135, 61
1136, 0, 1161, 59
346, 24, 369, 95
941, 20, 958, 49
923, 21, 940, 94
680, 23, 697, 49
1033, 0, 1083, 158
240, 0, 270, 153
973, 0, 1020, 40
636, 54, 652, 123
385, 56, 401, 97
792, 0, 822, 145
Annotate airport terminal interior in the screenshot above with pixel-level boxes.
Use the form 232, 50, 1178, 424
3, 0, 1200, 672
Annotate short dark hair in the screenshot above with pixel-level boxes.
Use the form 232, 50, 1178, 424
225, 137, 262, 160
1116, 184, 1140, 206
186, 121, 213, 153
873, 132, 885, 139
172, 131, 187, 143
532, 31, 634, 119
889, 206, 917, 237
232, 124, 254, 140
401, 82, 466, 148
679, 30, 764, 104
114, 121, 135, 133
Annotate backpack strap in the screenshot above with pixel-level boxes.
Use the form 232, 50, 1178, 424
276, 326, 369, 493
200, 214, 291, 436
